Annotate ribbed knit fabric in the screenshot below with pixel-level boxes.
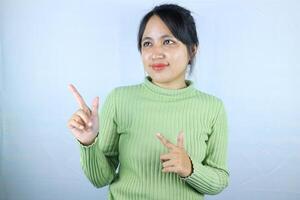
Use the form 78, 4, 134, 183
76, 76, 229, 200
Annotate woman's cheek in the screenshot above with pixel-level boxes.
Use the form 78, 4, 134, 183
173, 50, 189, 64
141, 52, 150, 64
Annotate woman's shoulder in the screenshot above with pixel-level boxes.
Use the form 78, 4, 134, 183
193, 89, 224, 105
193, 89, 227, 122
112, 82, 142, 93
106, 82, 143, 99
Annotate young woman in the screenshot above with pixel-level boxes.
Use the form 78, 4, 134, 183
67, 4, 229, 200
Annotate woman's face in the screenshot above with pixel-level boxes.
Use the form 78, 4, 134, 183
141, 15, 190, 88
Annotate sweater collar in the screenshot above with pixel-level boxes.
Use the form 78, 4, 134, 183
141, 76, 196, 101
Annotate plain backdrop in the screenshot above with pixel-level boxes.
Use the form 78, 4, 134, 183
0, 0, 299, 199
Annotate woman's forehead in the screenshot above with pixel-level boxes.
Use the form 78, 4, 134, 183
142, 34, 174, 41
142, 16, 174, 39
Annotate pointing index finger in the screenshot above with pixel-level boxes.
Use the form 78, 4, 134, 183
68, 84, 89, 110
156, 133, 176, 150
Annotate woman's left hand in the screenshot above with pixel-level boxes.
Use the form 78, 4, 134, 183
156, 131, 193, 178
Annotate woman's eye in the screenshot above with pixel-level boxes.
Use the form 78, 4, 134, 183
143, 42, 151, 47
163, 39, 174, 45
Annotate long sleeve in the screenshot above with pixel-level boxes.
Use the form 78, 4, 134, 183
74, 76, 230, 199
76, 89, 120, 188
180, 100, 229, 195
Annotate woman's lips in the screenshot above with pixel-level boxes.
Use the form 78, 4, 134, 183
151, 63, 168, 71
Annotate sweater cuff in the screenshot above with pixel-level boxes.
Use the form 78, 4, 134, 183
179, 154, 229, 195
76, 135, 99, 149
180, 156, 205, 182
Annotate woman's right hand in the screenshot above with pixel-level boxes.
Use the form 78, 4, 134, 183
67, 84, 100, 146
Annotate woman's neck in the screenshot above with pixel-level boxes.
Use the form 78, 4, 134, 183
150, 76, 187, 89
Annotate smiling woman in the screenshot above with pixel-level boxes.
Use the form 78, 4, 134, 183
68, 3, 229, 200
138, 5, 198, 89
140, 15, 192, 89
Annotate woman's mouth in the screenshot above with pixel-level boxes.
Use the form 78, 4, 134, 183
151, 63, 168, 71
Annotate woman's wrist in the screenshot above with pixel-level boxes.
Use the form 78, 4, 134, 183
80, 132, 99, 146
180, 156, 194, 178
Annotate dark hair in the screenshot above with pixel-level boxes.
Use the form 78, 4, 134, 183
137, 4, 199, 76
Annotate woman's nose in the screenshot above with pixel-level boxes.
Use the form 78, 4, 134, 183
151, 45, 165, 60
152, 53, 164, 60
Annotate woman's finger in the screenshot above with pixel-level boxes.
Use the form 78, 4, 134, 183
91, 96, 99, 118
68, 119, 84, 130
76, 109, 91, 126
177, 131, 184, 148
73, 115, 85, 126
68, 84, 90, 110
162, 166, 178, 173
160, 153, 174, 162
162, 159, 176, 168
156, 133, 176, 150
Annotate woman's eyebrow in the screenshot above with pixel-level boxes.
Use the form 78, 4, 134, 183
142, 36, 152, 42
142, 34, 174, 42
161, 34, 173, 39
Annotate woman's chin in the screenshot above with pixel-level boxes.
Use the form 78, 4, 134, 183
148, 73, 165, 81
149, 76, 173, 85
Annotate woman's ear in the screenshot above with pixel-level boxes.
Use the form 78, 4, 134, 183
188, 45, 198, 64
192, 44, 198, 56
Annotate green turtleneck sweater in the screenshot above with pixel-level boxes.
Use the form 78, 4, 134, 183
76, 76, 229, 199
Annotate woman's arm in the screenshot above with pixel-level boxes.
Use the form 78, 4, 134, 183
181, 100, 229, 195
76, 89, 120, 188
